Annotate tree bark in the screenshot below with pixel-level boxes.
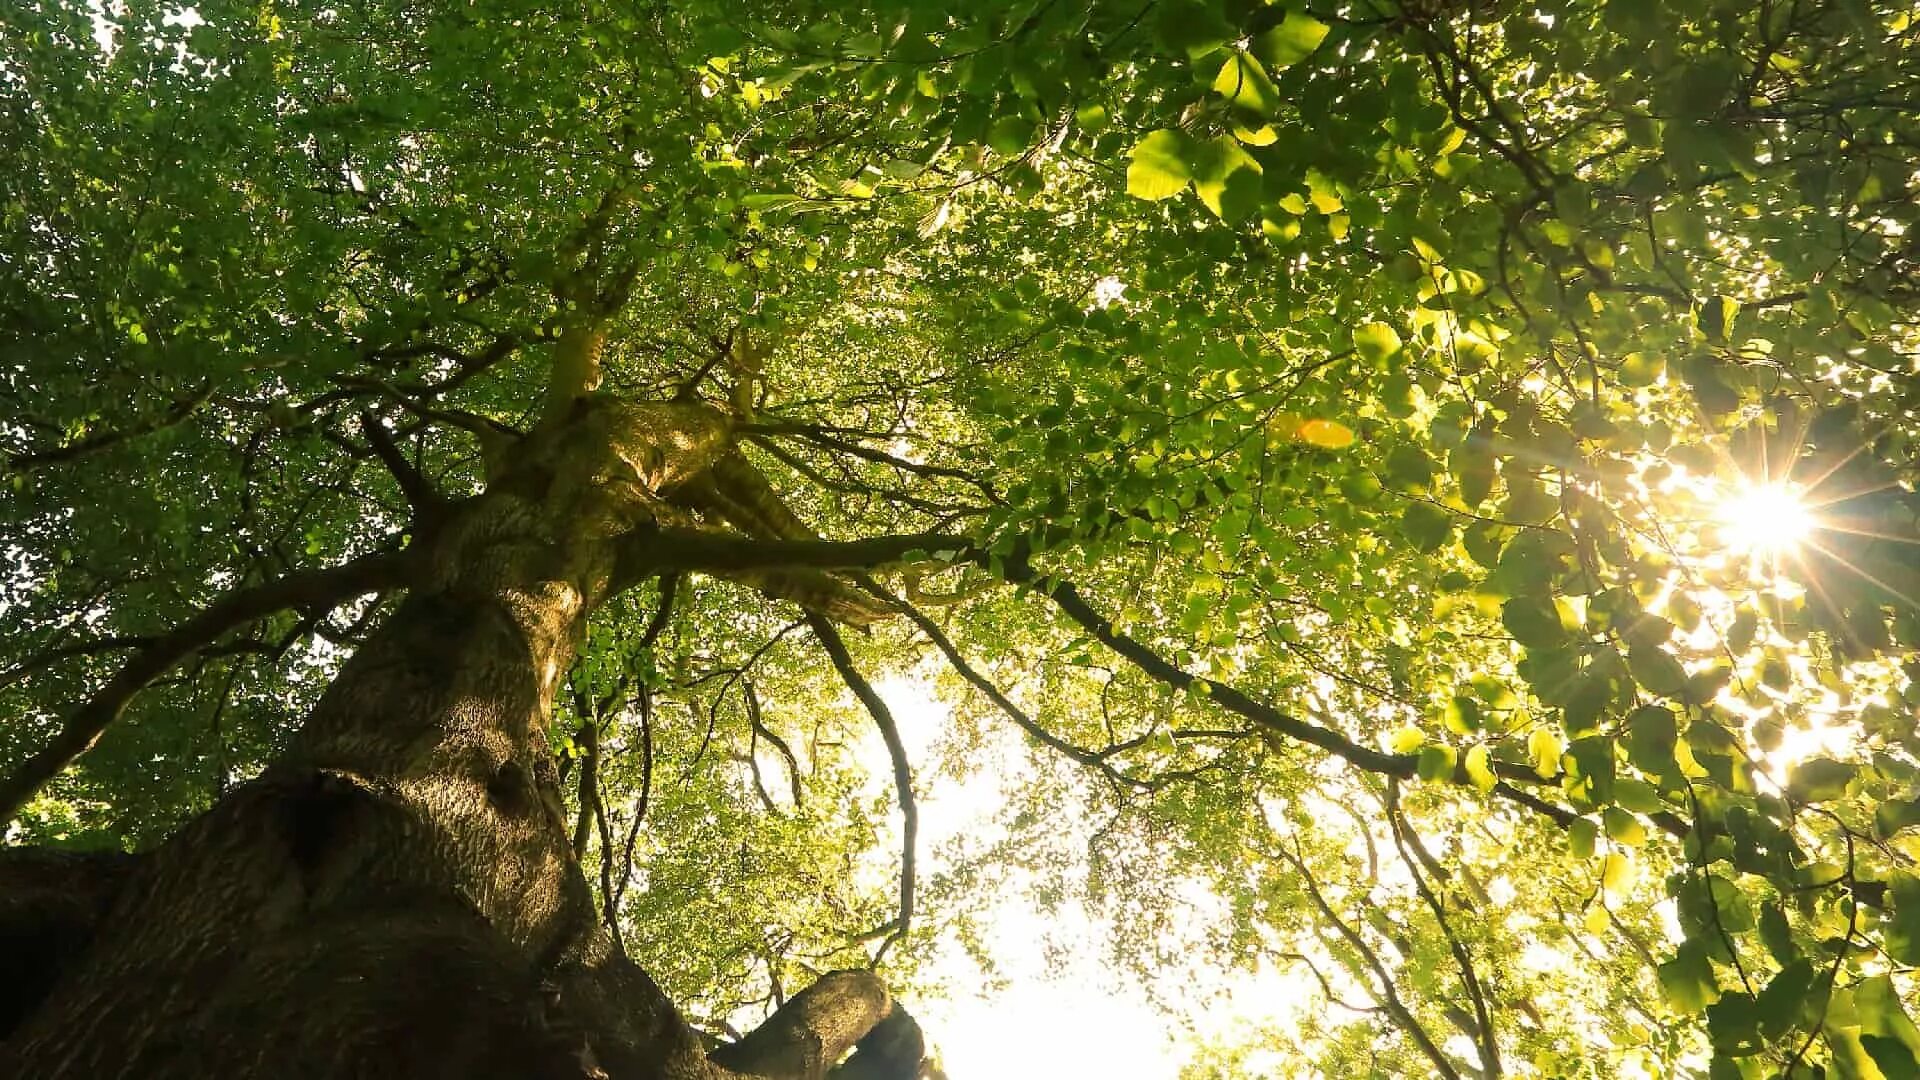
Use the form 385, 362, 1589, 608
0, 399, 924, 1080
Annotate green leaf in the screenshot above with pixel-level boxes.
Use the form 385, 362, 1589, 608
1862, 1037, 1920, 1080
1627, 645, 1689, 698
1156, 0, 1238, 60
1626, 705, 1678, 774
1417, 744, 1457, 782
1658, 942, 1723, 1014
1503, 596, 1571, 649
1754, 959, 1816, 1041
1619, 351, 1665, 387
988, 115, 1035, 156
1601, 851, 1636, 895
1887, 873, 1920, 966
1569, 817, 1598, 859
1388, 726, 1427, 753
1758, 904, 1797, 966
1603, 806, 1646, 846
1190, 136, 1263, 220
1680, 874, 1755, 934
1786, 757, 1856, 803
1400, 503, 1453, 552
1212, 51, 1279, 116
1875, 799, 1920, 840
1528, 727, 1563, 778
1614, 777, 1664, 814
1252, 11, 1329, 70
740, 193, 802, 210
1353, 321, 1403, 363
1697, 295, 1740, 343
1444, 695, 1483, 734
1465, 744, 1496, 793
1706, 992, 1765, 1057
1127, 129, 1199, 201
1566, 736, 1616, 808
1386, 444, 1436, 490
1855, 973, 1920, 1066
1454, 445, 1496, 506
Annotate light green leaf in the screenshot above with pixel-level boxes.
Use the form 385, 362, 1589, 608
1212, 51, 1279, 116
1465, 744, 1497, 793
1190, 136, 1263, 220
1127, 129, 1199, 201
1600, 851, 1637, 895
1353, 321, 1402, 363
1528, 727, 1563, 778
1658, 943, 1722, 1014
1603, 806, 1646, 846
1252, 11, 1329, 70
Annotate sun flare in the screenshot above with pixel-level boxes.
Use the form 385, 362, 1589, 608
1716, 481, 1814, 555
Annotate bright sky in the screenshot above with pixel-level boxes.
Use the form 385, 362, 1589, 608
863, 674, 1186, 1077
862, 675, 1313, 1079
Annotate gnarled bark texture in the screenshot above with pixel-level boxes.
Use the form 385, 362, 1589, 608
0, 398, 925, 1080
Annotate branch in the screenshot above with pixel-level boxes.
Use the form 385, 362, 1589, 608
709, 971, 925, 1080
0, 549, 410, 824
620, 528, 969, 583
871, 583, 1154, 791
1272, 831, 1465, 1080
1386, 781, 1502, 1078
807, 614, 917, 958
745, 682, 805, 809
357, 411, 440, 512
995, 552, 1406, 772
6, 381, 213, 474
989, 550, 1599, 833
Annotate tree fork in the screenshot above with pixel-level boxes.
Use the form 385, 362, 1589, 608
2, 398, 927, 1079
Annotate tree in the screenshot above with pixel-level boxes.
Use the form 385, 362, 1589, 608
2, 0, 1917, 1075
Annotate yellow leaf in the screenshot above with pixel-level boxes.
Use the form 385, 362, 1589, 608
1296, 419, 1356, 449
1528, 727, 1563, 779
1388, 726, 1427, 753
1465, 744, 1497, 793
1583, 903, 1611, 936
1601, 852, 1637, 896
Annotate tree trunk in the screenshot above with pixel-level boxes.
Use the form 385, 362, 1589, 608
0, 400, 921, 1080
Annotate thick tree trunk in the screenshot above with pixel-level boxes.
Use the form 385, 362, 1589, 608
0, 400, 919, 1080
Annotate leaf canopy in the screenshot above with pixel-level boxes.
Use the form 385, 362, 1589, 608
4, 0, 1919, 1073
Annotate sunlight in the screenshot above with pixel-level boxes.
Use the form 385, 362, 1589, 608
1716, 481, 1814, 557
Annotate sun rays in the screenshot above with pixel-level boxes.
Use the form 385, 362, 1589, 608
1715, 480, 1815, 560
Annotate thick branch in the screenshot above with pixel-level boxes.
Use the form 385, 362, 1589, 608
357, 411, 439, 512
710, 971, 924, 1080
0, 549, 409, 824
620, 529, 968, 583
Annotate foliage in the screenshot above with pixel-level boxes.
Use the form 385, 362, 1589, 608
3, 0, 1918, 1074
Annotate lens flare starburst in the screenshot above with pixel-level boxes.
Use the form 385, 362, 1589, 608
1716, 481, 1815, 556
